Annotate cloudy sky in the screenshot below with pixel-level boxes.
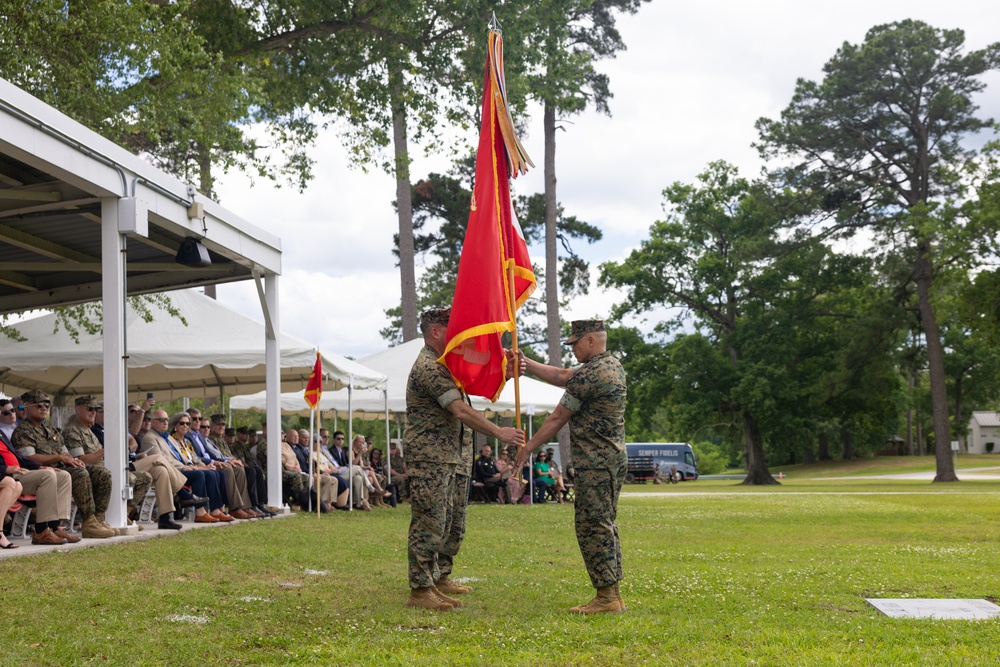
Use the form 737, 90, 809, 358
212, 0, 1000, 361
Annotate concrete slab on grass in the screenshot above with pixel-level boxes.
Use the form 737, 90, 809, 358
867, 598, 1000, 619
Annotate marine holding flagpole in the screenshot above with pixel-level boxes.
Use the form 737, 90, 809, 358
404, 308, 524, 611
404, 16, 532, 611
510, 320, 629, 614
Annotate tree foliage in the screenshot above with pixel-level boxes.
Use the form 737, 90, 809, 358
756, 20, 1000, 481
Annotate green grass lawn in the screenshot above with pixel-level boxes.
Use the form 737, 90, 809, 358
5, 466, 1000, 666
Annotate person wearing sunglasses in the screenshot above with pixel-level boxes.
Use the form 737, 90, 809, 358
11, 390, 117, 540
63, 395, 153, 532
139, 410, 230, 523
0, 401, 77, 547
0, 398, 17, 445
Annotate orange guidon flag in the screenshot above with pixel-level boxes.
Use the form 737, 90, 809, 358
304, 352, 323, 409
440, 27, 536, 401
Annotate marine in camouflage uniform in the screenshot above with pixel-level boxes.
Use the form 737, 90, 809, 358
11, 391, 116, 538
439, 423, 476, 580
514, 320, 628, 614
404, 307, 524, 611
63, 403, 152, 522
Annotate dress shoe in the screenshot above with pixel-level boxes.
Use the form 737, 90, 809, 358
213, 512, 235, 522
158, 514, 183, 530
229, 509, 252, 519
53, 527, 81, 544
178, 494, 209, 508
194, 513, 219, 523
31, 527, 69, 546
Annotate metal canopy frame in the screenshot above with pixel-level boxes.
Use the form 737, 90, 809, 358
0, 77, 285, 525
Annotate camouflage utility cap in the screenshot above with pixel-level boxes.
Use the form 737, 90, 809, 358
564, 320, 605, 345
420, 307, 451, 329
211, 413, 227, 424
235, 426, 249, 435
75, 395, 100, 409
20, 389, 50, 405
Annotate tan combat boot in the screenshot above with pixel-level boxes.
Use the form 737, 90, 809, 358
82, 515, 117, 539
95, 512, 122, 535
613, 583, 626, 611
431, 586, 463, 608
406, 587, 454, 611
569, 586, 625, 614
436, 576, 472, 595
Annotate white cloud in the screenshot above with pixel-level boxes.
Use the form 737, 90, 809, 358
214, 1, 1000, 359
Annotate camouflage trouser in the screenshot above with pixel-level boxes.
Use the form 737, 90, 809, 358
574, 461, 627, 589
281, 470, 306, 503
127, 470, 153, 514
61, 464, 111, 518
439, 472, 470, 577
407, 460, 456, 589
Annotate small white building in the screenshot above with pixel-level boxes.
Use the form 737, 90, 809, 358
967, 412, 1000, 454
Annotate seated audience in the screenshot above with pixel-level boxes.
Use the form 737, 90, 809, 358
12, 390, 116, 539
368, 446, 397, 507
495, 448, 522, 504
322, 431, 369, 510
64, 395, 153, 530
0, 470, 22, 548
352, 435, 392, 508
543, 447, 568, 502
473, 445, 504, 503
388, 442, 408, 501
140, 410, 229, 523
531, 451, 553, 503
1, 398, 77, 545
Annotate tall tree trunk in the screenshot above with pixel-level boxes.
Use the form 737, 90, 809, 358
543, 102, 560, 366
916, 404, 924, 455
954, 376, 965, 452
541, 102, 571, 464
843, 429, 854, 460
390, 64, 417, 342
817, 431, 830, 461
741, 411, 778, 485
802, 437, 815, 464
906, 373, 915, 456
915, 246, 958, 481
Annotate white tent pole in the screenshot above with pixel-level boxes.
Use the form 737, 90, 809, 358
384, 386, 391, 484
347, 376, 354, 511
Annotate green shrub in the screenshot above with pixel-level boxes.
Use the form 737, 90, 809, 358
987, 442, 995, 453
692, 440, 729, 475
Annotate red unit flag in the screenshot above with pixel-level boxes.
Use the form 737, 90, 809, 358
441, 28, 536, 401
304, 352, 322, 409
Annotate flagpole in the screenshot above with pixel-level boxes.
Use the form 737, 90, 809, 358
313, 406, 321, 518
507, 267, 522, 432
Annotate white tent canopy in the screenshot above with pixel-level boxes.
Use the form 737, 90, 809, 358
229, 338, 564, 418
0, 289, 386, 402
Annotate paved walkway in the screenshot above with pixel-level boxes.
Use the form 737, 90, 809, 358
0, 511, 293, 561
820, 466, 1000, 481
